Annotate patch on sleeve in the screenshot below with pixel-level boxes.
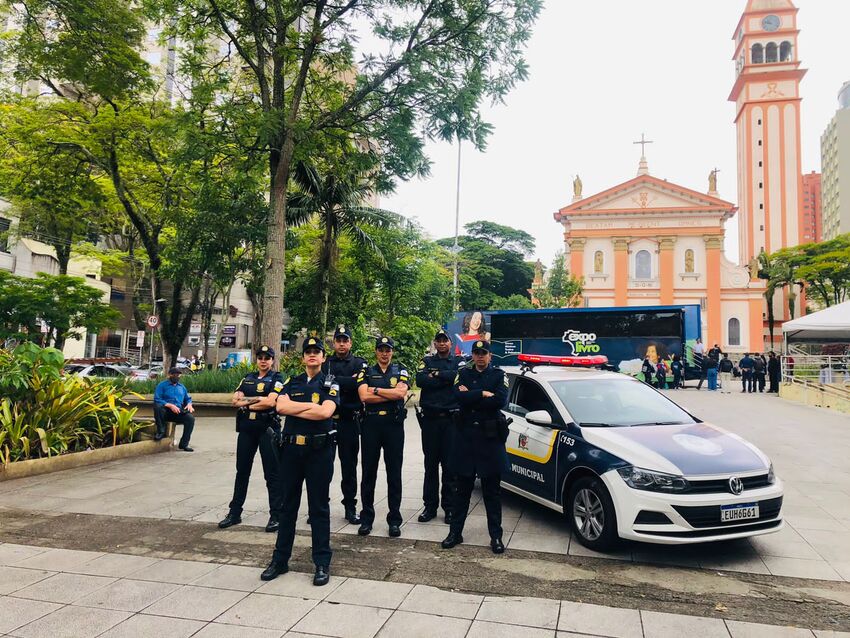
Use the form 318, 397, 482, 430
273, 381, 284, 392
417, 362, 426, 370
399, 369, 409, 384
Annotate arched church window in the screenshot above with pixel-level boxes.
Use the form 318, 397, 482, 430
766, 42, 778, 63
780, 41, 792, 61
593, 251, 604, 274
684, 249, 695, 273
751, 43, 764, 64
728, 318, 741, 346
635, 250, 651, 280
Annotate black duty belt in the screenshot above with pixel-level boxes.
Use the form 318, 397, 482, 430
422, 409, 455, 419
280, 431, 336, 447
365, 409, 395, 418
333, 408, 359, 420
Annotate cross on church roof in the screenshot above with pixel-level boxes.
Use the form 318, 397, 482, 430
633, 133, 653, 157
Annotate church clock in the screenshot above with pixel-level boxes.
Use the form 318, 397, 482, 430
761, 14, 780, 31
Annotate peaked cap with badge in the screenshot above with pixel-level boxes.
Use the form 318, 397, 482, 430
434, 328, 451, 341
302, 337, 325, 353
333, 324, 352, 339
471, 339, 491, 353
375, 336, 395, 350
257, 345, 276, 358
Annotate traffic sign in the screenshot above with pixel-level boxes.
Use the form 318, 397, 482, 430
146, 315, 159, 329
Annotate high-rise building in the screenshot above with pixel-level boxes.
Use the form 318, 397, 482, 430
821, 81, 850, 240
801, 171, 821, 243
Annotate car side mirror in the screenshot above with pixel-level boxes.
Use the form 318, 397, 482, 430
525, 410, 553, 427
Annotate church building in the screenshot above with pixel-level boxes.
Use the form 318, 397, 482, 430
554, 0, 807, 354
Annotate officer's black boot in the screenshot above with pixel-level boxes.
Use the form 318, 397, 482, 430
313, 565, 330, 586
441, 532, 463, 549
264, 515, 279, 533
490, 538, 505, 554
344, 508, 360, 525
417, 509, 437, 523
260, 559, 288, 581
218, 512, 242, 529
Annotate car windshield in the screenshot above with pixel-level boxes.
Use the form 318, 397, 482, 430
549, 378, 697, 427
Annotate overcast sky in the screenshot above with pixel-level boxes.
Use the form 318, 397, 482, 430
380, 1, 849, 267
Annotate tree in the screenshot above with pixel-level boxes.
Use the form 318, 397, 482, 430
756, 249, 778, 345
765, 235, 850, 312
464, 220, 535, 255
160, 0, 542, 350
534, 251, 583, 308
287, 160, 402, 336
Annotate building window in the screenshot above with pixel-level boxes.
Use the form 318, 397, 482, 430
780, 41, 792, 62
758, 140, 762, 146
635, 250, 651, 280
684, 249, 695, 273
0, 217, 10, 253
751, 43, 764, 64
728, 318, 741, 346
759, 160, 762, 167
593, 250, 604, 274
758, 119, 762, 125
766, 42, 778, 63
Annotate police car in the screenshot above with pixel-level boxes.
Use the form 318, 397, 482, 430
501, 354, 783, 551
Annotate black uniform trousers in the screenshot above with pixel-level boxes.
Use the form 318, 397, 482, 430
359, 414, 404, 527
153, 405, 194, 448
335, 415, 360, 510
768, 371, 780, 393
273, 441, 335, 568
420, 414, 453, 514
755, 372, 766, 392
742, 371, 755, 392
449, 474, 502, 540
228, 426, 282, 518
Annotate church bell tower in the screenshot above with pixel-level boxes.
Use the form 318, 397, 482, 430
729, 0, 806, 268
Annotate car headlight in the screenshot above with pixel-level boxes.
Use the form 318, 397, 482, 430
617, 465, 689, 493
767, 462, 775, 484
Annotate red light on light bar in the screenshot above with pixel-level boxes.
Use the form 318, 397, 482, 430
517, 353, 608, 367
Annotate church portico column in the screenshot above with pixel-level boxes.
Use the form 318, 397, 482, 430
568, 237, 586, 279
659, 236, 676, 305
613, 237, 630, 306
704, 235, 723, 346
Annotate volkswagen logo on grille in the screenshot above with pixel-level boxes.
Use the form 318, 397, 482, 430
728, 476, 744, 495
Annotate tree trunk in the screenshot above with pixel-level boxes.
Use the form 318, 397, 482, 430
319, 220, 334, 337
215, 281, 234, 369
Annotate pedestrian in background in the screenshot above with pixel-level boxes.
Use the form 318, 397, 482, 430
670, 354, 683, 389
654, 358, 667, 389
739, 353, 755, 392
263, 337, 339, 586
718, 353, 734, 393
219, 345, 284, 532
696, 351, 713, 390
641, 356, 654, 385
153, 367, 195, 451
754, 353, 767, 392
706, 352, 719, 391
767, 351, 781, 393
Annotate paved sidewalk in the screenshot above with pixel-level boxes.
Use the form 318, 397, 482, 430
1, 542, 846, 638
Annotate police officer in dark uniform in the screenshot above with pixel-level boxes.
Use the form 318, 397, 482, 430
414, 328, 462, 524
441, 339, 510, 554
321, 324, 368, 524
219, 345, 284, 532
356, 336, 409, 537
262, 337, 339, 586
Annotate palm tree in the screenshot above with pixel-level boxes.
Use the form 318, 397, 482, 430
287, 161, 402, 336
756, 250, 777, 345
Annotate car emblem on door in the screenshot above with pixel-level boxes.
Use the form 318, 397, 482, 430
518, 434, 528, 450
728, 476, 744, 495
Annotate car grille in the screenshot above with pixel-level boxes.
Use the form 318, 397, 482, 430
686, 474, 772, 494
673, 496, 783, 528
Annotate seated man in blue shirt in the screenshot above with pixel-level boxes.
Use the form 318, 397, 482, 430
153, 367, 196, 451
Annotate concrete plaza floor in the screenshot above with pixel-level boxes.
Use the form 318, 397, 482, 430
1, 542, 847, 638
1, 388, 849, 582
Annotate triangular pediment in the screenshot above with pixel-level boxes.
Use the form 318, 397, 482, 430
557, 175, 735, 218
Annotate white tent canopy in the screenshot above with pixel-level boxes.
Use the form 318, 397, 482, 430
782, 300, 850, 340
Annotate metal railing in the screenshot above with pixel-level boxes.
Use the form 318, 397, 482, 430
781, 355, 850, 401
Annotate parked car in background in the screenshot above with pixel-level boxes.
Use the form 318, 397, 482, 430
128, 363, 164, 381
63, 364, 129, 379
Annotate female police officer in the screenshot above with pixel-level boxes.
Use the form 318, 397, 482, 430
262, 337, 339, 586
218, 345, 284, 533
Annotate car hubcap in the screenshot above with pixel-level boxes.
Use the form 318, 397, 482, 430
573, 488, 604, 541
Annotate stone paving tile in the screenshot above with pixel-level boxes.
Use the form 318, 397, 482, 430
326, 577, 413, 610
214, 593, 316, 631
558, 601, 642, 638
73, 578, 180, 612
0, 545, 48, 566
568, 541, 633, 562
748, 535, 824, 561
10, 572, 116, 604
97, 613, 206, 638
126, 557, 219, 584
194, 623, 285, 637
813, 631, 850, 637
467, 620, 556, 638
0, 567, 55, 595
290, 601, 392, 638
376, 610, 470, 637
0, 597, 62, 635
256, 572, 346, 600
761, 556, 843, 581
191, 564, 267, 592
641, 610, 730, 638
398, 584, 483, 620
141, 585, 247, 621
11, 548, 105, 572
476, 596, 560, 629
508, 531, 570, 554
69, 553, 160, 578
10, 605, 131, 638
398, 521, 451, 543
725, 619, 815, 637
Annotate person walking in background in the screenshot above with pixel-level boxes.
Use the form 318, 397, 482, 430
153, 367, 195, 451
696, 350, 713, 390
670, 354, 683, 389
708, 343, 722, 360
706, 352, 719, 391
754, 353, 767, 392
655, 358, 668, 389
767, 352, 781, 393
739, 353, 755, 393
718, 353, 734, 394
642, 356, 654, 385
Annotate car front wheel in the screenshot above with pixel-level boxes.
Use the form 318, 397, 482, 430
567, 476, 619, 551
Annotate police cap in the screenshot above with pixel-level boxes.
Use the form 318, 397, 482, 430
256, 345, 276, 358
302, 337, 325, 353
434, 328, 451, 341
333, 324, 352, 340
471, 339, 491, 354
375, 336, 395, 350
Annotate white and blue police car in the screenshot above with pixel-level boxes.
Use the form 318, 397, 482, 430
501, 354, 783, 551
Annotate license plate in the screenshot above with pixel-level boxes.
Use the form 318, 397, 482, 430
720, 503, 759, 522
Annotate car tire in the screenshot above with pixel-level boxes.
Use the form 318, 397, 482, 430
566, 475, 619, 552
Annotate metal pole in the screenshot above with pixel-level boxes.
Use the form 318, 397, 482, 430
452, 140, 462, 312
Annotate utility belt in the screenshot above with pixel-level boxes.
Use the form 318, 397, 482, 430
455, 412, 511, 442
237, 409, 278, 431
364, 405, 405, 426
277, 430, 337, 450
333, 407, 360, 420
420, 408, 456, 419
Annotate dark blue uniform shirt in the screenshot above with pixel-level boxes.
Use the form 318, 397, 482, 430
279, 372, 340, 435
322, 353, 368, 414
416, 354, 463, 411
357, 363, 409, 417
235, 371, 284, 430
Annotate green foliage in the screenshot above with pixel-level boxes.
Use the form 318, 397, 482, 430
535, 251, 583, 308
0, 344, 142, 465
464, 220, 536, 255
764, 234, 850, 311
383, 315, 440, 374
128, 365, 250, 395
490, 294, 535, 310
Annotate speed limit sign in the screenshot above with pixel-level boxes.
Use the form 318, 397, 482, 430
146, 315, 159, 329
